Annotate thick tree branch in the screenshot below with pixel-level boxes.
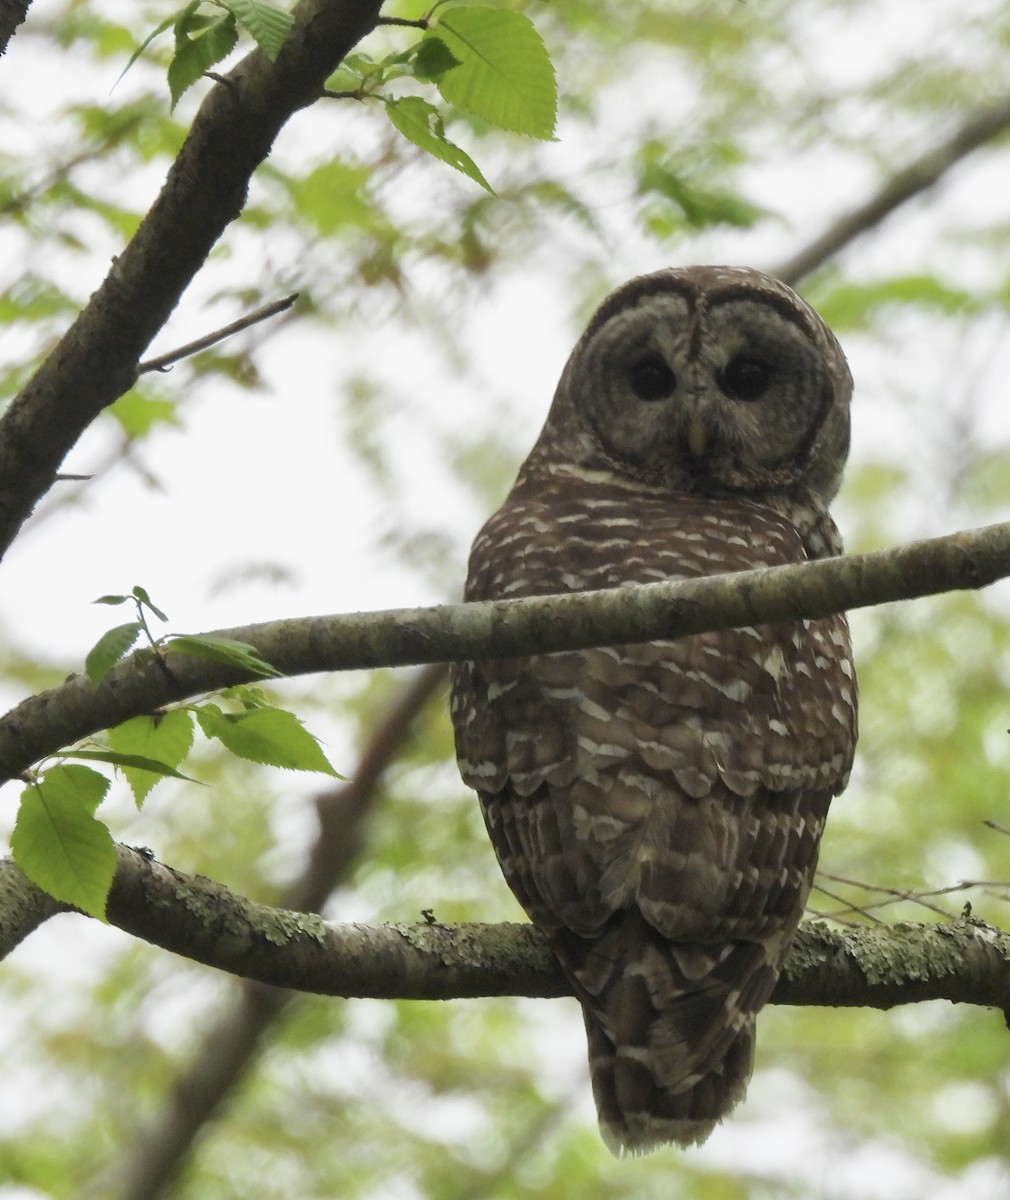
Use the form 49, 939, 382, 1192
0, 0, 383, 563
0, 0, 29, 57
775, 94, 1010, 285
3, 847, 1008, 1017
1, 521, 1008, 782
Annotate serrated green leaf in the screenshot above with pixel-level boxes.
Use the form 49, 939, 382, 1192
117, 2, 198, 88
168, 8, 238, 109
412, 36, 461, 81
385, 97, 493, 193
107, 710, 196, 806
85, 622, 142, 685
12, 766, 115, 919
431, 8, 556, 139
221, 0, 292, 60
166, 634, 282, 678
197, 705, 339, 774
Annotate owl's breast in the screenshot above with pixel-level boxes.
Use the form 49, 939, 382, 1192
456, 477, 856, 791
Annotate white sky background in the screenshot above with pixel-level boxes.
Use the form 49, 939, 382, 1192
2, 1, 1010, 1197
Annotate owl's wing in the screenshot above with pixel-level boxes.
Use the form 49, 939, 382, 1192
452, 612, 854, 940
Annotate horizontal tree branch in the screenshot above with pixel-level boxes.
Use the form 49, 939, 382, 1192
2, 846, 1007, 1017
0, 520, 1009, 781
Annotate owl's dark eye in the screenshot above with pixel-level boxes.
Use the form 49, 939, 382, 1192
627, 353, 677, 402
718, 353, 774, 401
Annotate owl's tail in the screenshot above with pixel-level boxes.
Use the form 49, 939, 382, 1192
554, 913, 780, 1154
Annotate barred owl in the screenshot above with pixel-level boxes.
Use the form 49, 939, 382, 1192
450, 265, 857, 1153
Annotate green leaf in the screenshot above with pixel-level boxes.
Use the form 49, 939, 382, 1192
412, 36, 461, 81
94, 594, 129, 606
431, 8, 556, 139
117, 4, 194, 87
109, 391, 178, 438
221, 0, 293, 60
385, 97, 493, 192
68, 749, 196, 777
12, 766, 116, 919
165, 634, 282, 678
196, 705, 339, 774
811, 275, 976, 331
107, 710, 196, 806
168, 7, 239, 109
283, 160, 384, 235
85, 622, 142, 685
636, 156, 765, 231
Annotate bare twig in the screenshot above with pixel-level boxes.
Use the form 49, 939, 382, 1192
138, 294, 299, 374
808, 879, 885, 925
813, 872, 959, 921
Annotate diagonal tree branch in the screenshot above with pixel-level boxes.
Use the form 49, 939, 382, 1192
1, 519, 1008, 782
775, 94, 1010, 285
109, 663, 446, 1200
0, 0, 29, 58
0, 0, 383, 565
3, 845, 1008, 1018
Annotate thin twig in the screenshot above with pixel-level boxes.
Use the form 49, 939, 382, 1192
138, 294, 299, 374
808, 880, 885, 924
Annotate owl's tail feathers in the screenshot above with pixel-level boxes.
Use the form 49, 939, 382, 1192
554, 916, 779, 1154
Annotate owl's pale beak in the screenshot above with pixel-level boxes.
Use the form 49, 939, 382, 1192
686, 415, 710, 458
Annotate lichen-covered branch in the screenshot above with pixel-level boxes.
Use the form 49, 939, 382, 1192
2, 846, 1007, 1016
1, 519, 1009, 782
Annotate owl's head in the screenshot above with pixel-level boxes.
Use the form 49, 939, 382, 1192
527, 266, 852, 508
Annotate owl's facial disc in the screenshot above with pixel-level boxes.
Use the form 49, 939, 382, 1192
562, 288, 847, 502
